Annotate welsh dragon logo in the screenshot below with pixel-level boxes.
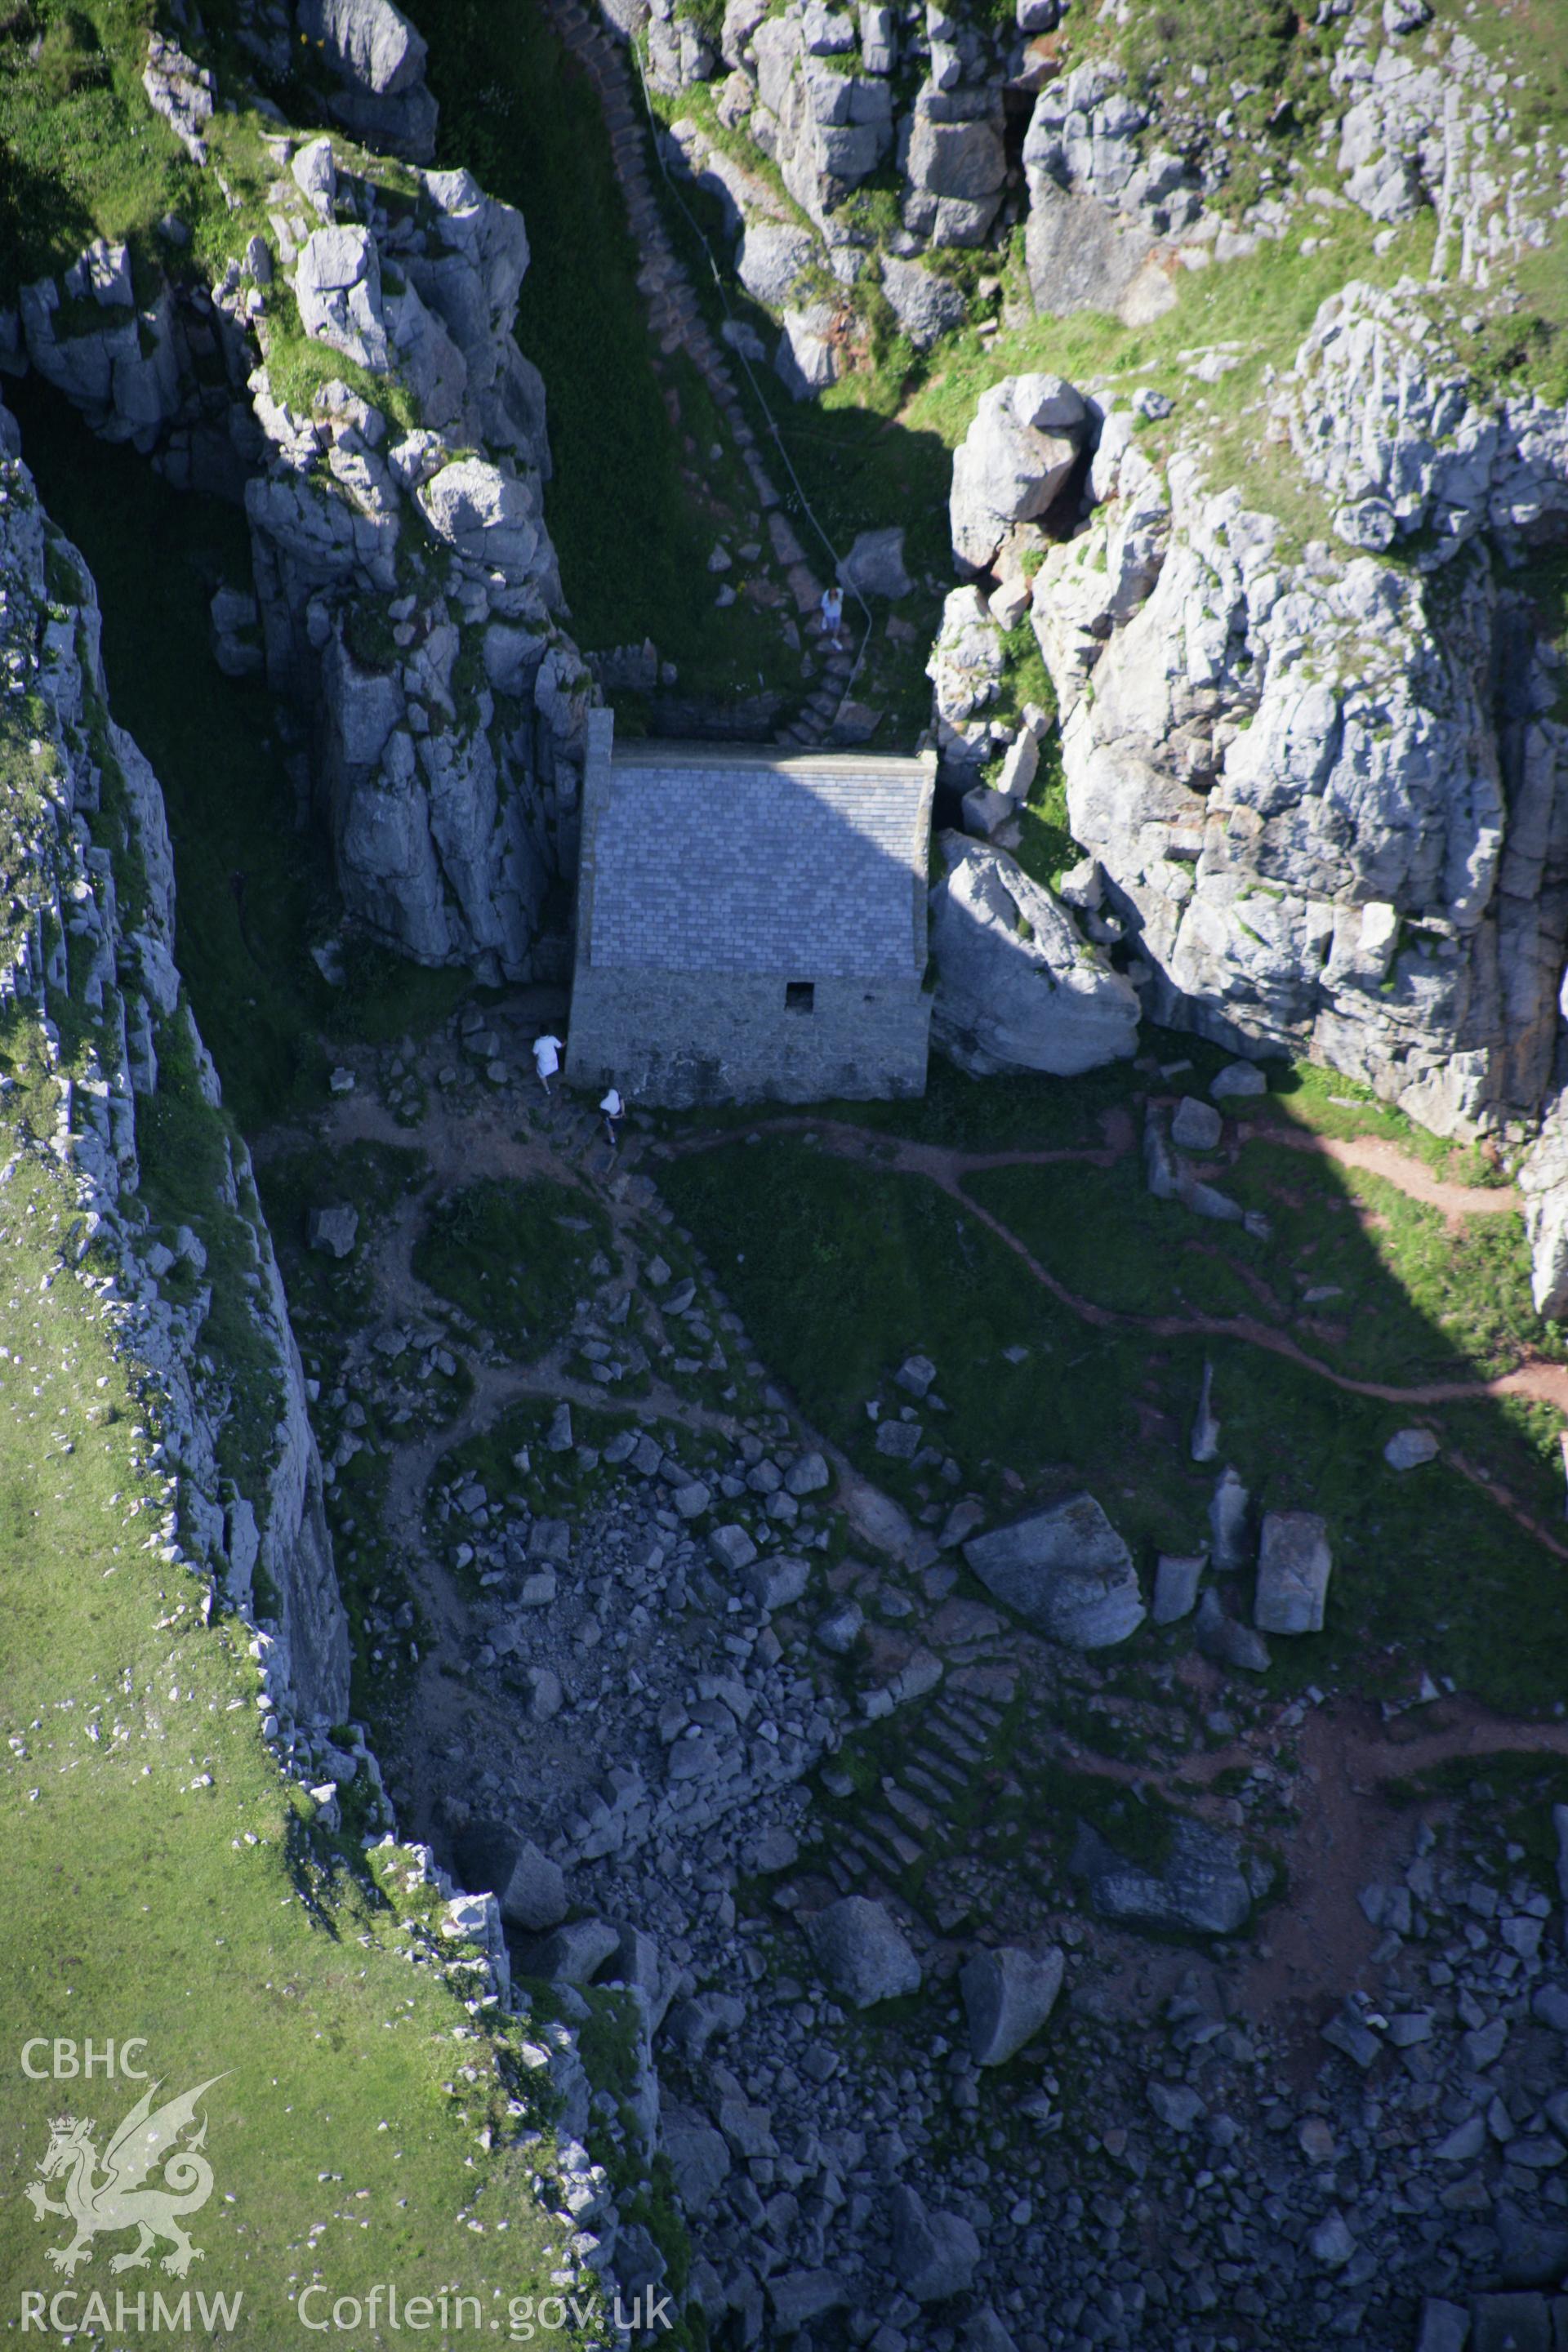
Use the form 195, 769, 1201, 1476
24, 2075, 226, 2278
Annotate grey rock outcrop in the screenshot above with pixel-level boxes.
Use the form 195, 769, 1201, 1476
949, 372, 1086, 579
1031, 383, 1568, 1138
1290, 284, 1568, 564
297, 0, 439, 161
927, 586, 1006, 768
749, 7, 895, 233
1022, 60, 1200, 322
963, 1494, 1144, 1647
1519, 1098, 1568, 1320
0, 406, 349, 1723
929, 836, 1140, 1080
904, 96, 1005, 250
241, 149, 580, 985
296, 225, 390, 371
19, 244, 181, 455
142, 30, 215, 162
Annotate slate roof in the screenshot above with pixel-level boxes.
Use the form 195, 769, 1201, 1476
585, 746, 933, 980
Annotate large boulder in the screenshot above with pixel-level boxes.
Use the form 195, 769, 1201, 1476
661, 2105, 731, 2212
960, 1945, 1064, 2065
737, 220, 818, 309
775, 303, 840, 399
929, 836, 1141, 1079
298, 0, 438, 160
838, 526, 911, 601
1074, 1817, 1255, 1936
889, 2184, 981, 2302
1254, 1510, 1332, 1634
807, 1896, 921, 2007
904, 105, 1006, 247
1025, 180, 1165, 322
500, 1838, 569, 1931
416, 457, 541, 573
517, 1915, 621, 1983
880, 255, 966, 352
950, 372, 1087, 577
962, 1494, 1144, 1646
295, 225, 389, 371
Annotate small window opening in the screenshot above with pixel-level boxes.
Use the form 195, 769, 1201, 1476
785, 981, 816, 1014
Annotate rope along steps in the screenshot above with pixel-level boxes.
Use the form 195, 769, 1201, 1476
534, 0, 876, 745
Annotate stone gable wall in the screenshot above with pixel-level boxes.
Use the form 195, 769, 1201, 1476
568, 961, 931, 1106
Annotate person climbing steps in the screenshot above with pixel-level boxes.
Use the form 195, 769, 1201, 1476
533, 1030, 564, 1096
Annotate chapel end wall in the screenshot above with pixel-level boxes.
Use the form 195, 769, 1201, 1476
566, 967, 931, 1106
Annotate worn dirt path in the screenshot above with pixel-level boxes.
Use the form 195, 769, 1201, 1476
299, 1080, 953, 1841
662, 1113, 1568, 1556
264, 1048, 1568, 2042
1236, 1121, 1521, 1228
668, 1104, 1519, 1218
1040, 1685, 1568, 2036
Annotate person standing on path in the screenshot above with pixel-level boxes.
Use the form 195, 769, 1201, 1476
600, 1085, 625, 1150
820, 584, 844, 650
533, 1031, 564, 1096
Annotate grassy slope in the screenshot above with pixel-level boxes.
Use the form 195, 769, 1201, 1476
657, 1088, 1568, 1710
412, 1176, 612, 1356
0, 1130, 567, 2330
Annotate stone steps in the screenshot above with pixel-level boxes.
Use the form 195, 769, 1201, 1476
902, 1745, 968, 1800
531, 0, 858, 749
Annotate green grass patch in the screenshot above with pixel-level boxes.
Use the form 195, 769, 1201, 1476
412, 1174, 611, 1354
659, 1125, 1568, 1712
0, 1137, 569, 2334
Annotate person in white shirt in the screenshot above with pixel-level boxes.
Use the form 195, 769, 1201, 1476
532, 1031, 564, 1094
600, 1085, 625, 1147
820, 584, 844, 649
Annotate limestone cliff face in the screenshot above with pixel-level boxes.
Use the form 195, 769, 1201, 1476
7, 24, 588, 991
242, 145, 586, 986
1024, 314, 1568, 1143
0, 399, 349, 1722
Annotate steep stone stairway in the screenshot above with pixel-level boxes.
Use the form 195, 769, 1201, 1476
535, 0, 862, 746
